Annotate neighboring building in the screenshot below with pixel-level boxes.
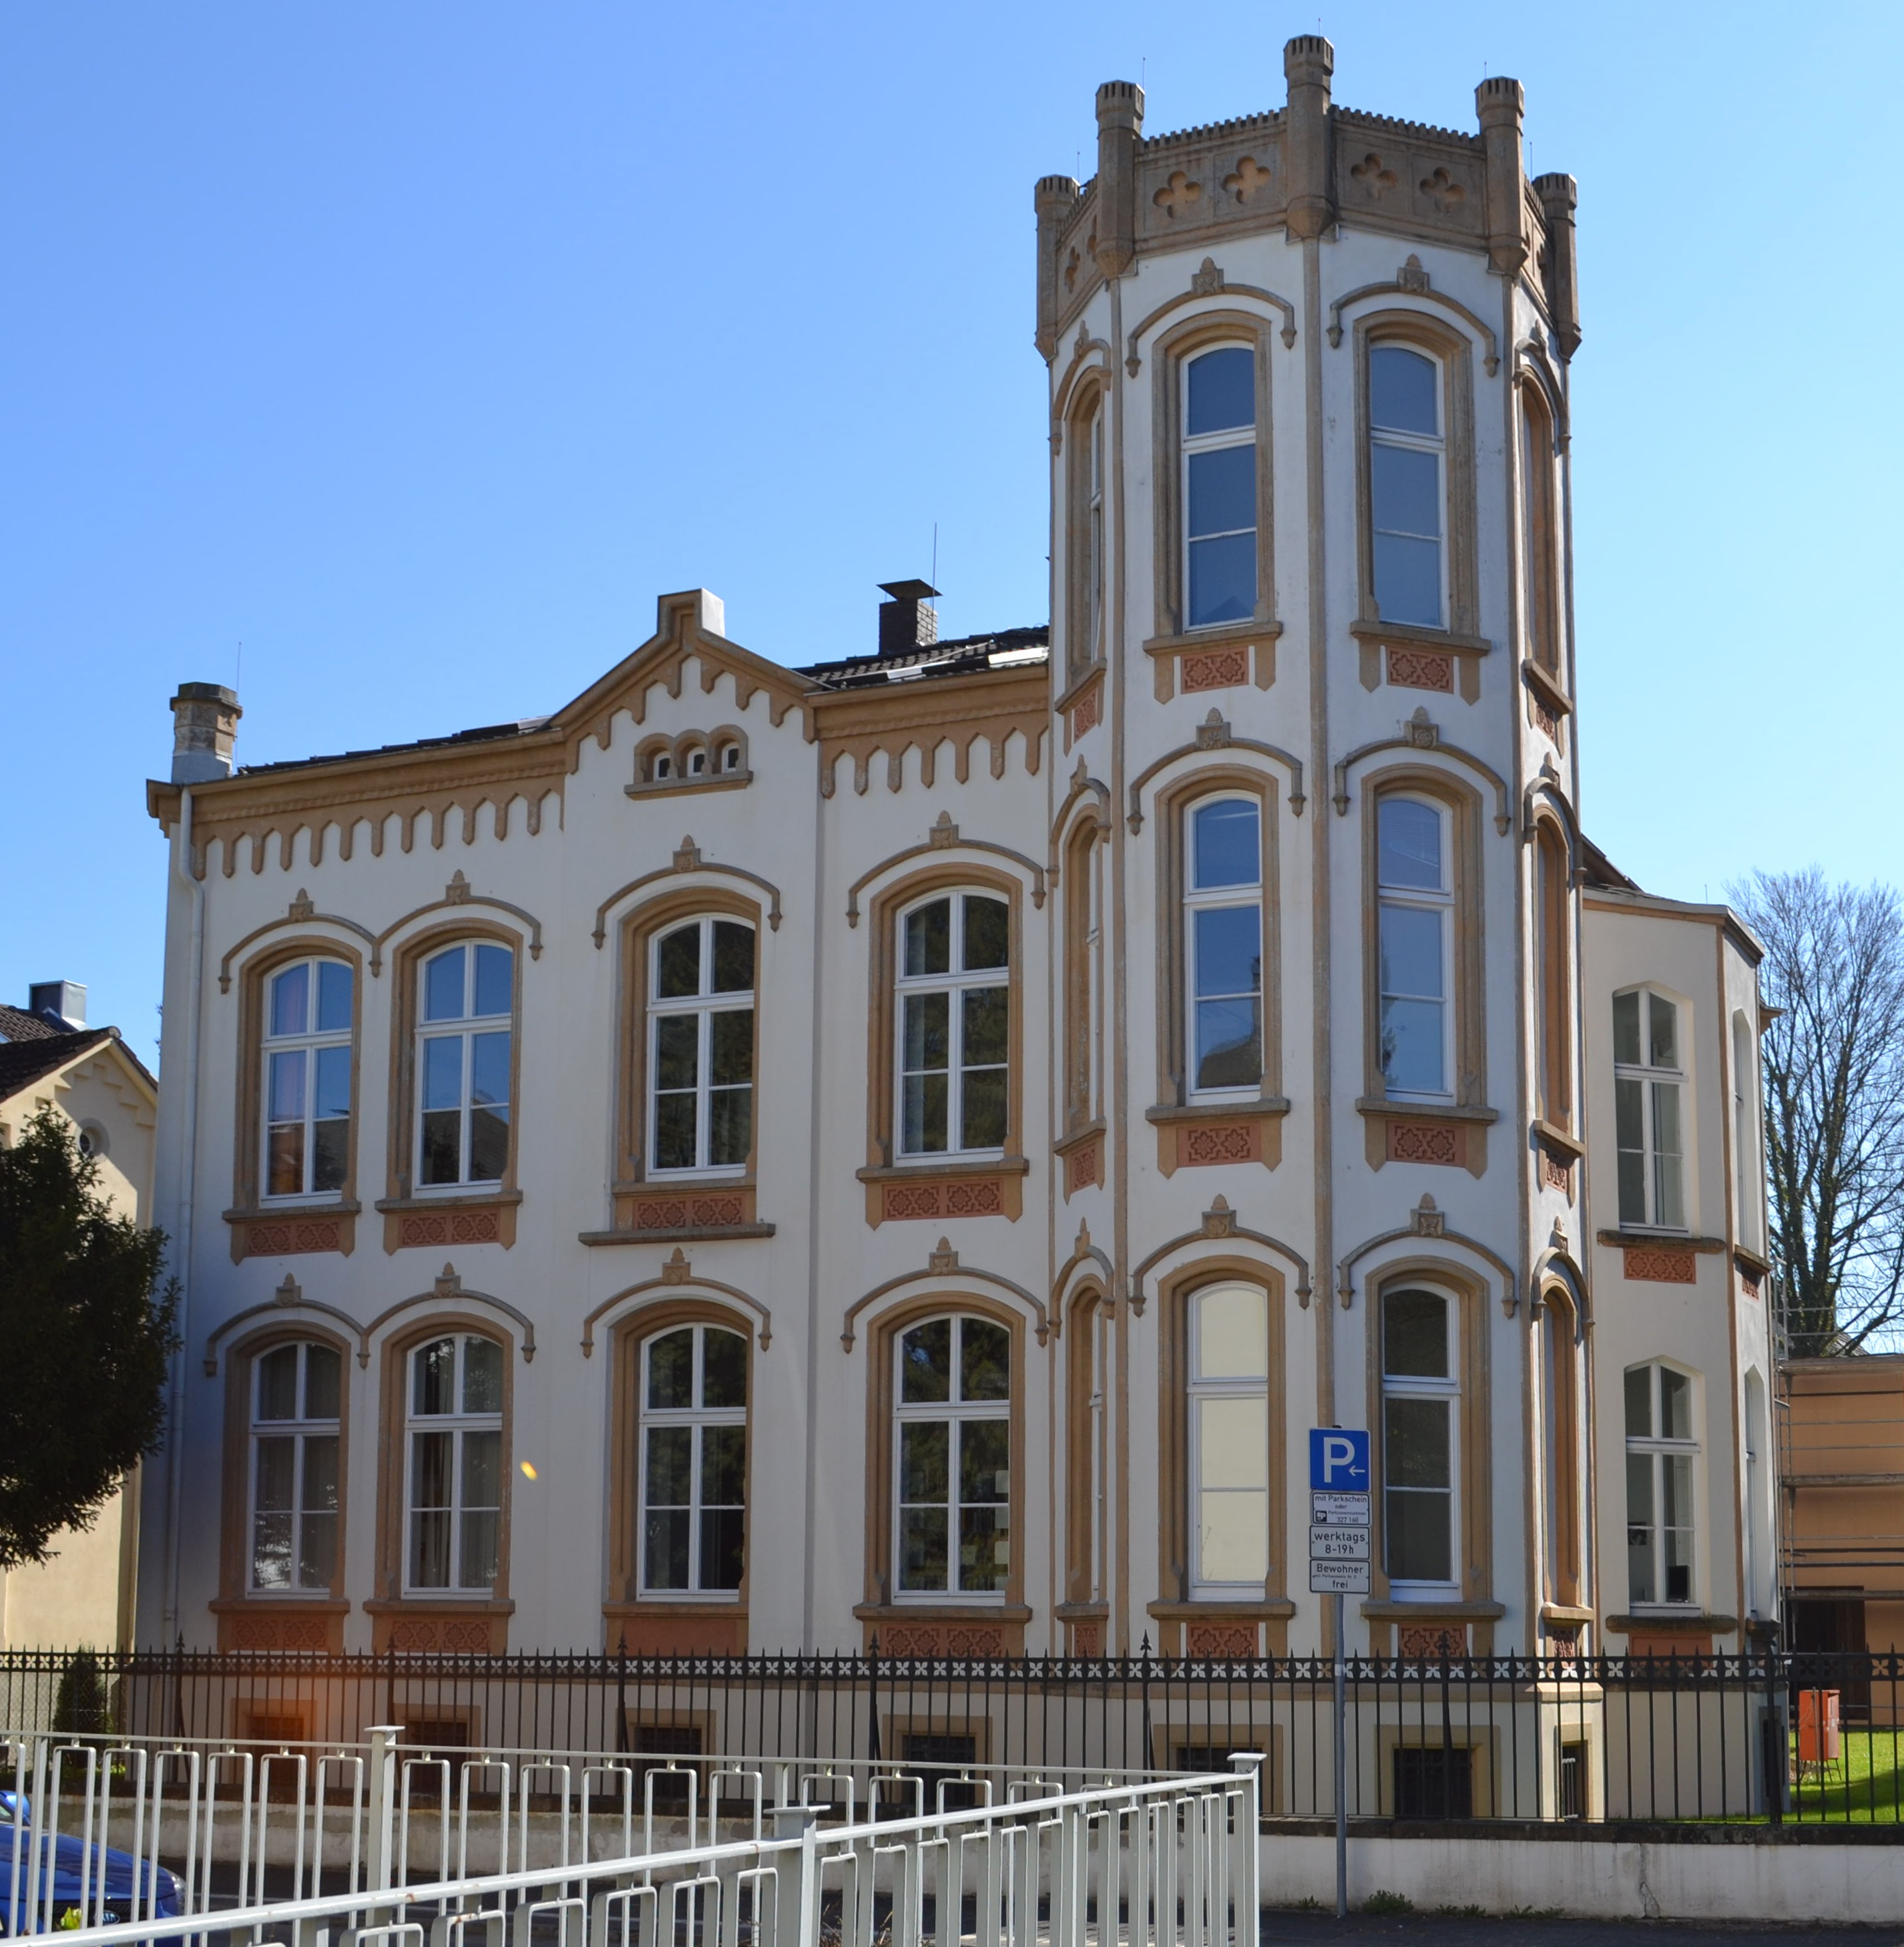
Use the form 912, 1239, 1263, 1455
0, 984, 158, 1650
138, 41, 1775, 1663
1782, 1355, 1904, 1659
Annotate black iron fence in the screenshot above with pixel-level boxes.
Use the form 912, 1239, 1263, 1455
3, 1647, 1901, 1828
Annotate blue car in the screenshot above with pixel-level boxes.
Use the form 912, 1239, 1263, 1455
0, 1795, 182, 1934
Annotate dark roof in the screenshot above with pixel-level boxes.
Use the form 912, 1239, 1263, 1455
215, 625, 1053, 782
1578, 834, 1642, 893
235, 718, 553, 780
798, 626, 1049, 693
0, 1026, 117, 1102
0, 1003, 63, 1044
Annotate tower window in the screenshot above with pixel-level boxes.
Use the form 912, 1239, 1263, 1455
1369, 346, 1446, 628
1182, 348, 1256, 629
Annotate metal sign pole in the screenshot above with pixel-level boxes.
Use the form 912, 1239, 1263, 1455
1308, 1426, 1369, 1922
1333, 1590, 1347, 1918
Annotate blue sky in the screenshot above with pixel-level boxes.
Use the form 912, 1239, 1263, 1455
3, 1, 1899, 1066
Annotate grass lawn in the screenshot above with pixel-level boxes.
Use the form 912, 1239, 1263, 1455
1789, 1725, 1904, 1821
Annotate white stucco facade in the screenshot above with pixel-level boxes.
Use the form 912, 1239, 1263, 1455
138, 41, 1772, 1665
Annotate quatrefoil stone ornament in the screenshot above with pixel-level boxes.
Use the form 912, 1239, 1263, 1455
1222, 156, 1272, 203
1350, 152, 1397, 195
1152, 170, 1201, 218
1419, 167, 1465, 214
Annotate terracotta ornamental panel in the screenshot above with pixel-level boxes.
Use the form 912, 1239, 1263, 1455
1624, 1245, 1696, 1285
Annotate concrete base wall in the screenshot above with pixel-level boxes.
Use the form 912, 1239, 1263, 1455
1261, 1830, 1904, 1925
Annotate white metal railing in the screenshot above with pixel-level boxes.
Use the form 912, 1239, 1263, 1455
1, 1727, 1257, 1940
3, 1735, 1261, 1947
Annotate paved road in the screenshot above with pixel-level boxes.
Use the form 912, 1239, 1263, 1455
1260, 1912, 1903, 1946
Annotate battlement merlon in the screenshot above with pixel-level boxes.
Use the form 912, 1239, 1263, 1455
1034, 36, 1579, 365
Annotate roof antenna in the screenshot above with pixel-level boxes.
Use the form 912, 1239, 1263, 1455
235, 640, 242, 693
931, 523, 939, 612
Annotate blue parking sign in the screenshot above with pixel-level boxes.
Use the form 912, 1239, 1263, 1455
1308, 1428, 1370, 1492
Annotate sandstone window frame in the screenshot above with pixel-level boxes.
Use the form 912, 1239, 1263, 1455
1533, 815, 1574, 1128
863, 865, 1026, 1176
1064, 379, 1108, 686
1353, 312, 1479, 641
1149, 311, 1278, 644
1154, 769, 1283, 1113
614, 888, 764, 1202
630, 726, 752, 798
216, 1323, 352, 1631
1153, 1263, 1287, 1611
1539, 1286, 1584, 1612
1062, 1288, 1107, 1612
634, 1319, 749, 1600
606, 1300, 755, 1631
893, 889, 1011, 1160
232, 936, 366, 1223
646, 915, 756, 1178
247, 1337, 344, 1596
1361, 768, 1485, 1112
385, 921, 525, 1209
1361, 1264, 1492, 1612
1517, 376, 1564, 678
860, 1295, 1027, 1625
403, 1331, 506, 1597
259, 957, 357, 1204
369, 1311, 517, 1649
1061, 817, 1102, 1134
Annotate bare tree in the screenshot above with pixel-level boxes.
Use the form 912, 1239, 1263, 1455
1728, 869, 1904, 1356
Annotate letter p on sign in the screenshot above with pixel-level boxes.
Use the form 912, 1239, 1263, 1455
1308, 1428, 1371, 1492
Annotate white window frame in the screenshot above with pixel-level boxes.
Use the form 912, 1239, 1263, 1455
1381, 1287, 1461, 1598
1369, 343, 1448, 629
1377, 794, 1455, 1100
1186, 1282, 1270, 1598
1181, 345, 1258, 632
893, 1315, 1012, 1604
1624, 1361, 1699, 1610
404, 1333, 504, 1596
647, 917, 756, 1178
637, 1323, 748, 1600
248, 1340, 342, 1594
261, 957, 354, 1203
415, 943, 513, 1191
894, 891, 1011, 1160
1184, 795, 1264, 1101
1613, 987, 1687, 1231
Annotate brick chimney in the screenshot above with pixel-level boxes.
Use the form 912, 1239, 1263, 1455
878, 581, 941, 658
170, 682, 242, 785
